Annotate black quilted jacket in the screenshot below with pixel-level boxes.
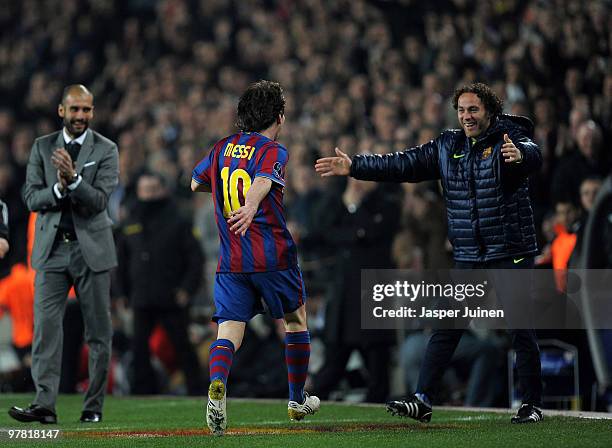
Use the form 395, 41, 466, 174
350, 114, 542, 262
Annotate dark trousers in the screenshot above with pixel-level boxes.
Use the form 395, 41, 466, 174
132, 307, 204, 395
314, 343, 390, 403
416, 257, 543, 406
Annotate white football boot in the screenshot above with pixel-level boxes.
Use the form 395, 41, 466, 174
207, 379, 227, 435
288, 392, 320, 421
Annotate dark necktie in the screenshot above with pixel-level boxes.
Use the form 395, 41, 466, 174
66, 141, 81, 161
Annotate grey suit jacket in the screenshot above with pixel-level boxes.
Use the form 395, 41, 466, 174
24, 129, 119, 272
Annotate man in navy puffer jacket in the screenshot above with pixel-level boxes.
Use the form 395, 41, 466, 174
316, 83, 544, 424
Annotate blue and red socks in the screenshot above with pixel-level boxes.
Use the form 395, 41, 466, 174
285, 330, 311, 404
209, 339, 235, 386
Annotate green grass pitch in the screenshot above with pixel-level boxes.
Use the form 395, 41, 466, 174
0, 394, 610, 447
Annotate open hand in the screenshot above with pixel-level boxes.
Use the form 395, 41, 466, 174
228, 204, 257, 236
315, 147, 352, 177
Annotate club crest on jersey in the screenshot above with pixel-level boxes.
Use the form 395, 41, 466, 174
481, 146, 492, 160
273, 162, 284, 180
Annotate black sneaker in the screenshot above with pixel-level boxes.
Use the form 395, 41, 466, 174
511, 403, 543, 424
386, 395, 432, 423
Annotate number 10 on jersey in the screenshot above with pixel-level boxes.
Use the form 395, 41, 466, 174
220, 167, 252, 218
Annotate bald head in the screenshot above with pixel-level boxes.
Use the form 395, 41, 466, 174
61, 84, 93, 105
58, 84, 94, 138
577, 120, 603, 159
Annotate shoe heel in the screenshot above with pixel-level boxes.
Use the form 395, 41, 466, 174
288, 408, 305, 421
209, 379, 226, 401
41, 415, 56, 424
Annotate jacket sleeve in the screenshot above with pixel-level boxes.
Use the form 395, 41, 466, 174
23, 140, 62, 213
350, 139, 441, 183
505, 130, 542, 178
0, 200, 8, 240
69, 143, 119, 214
179, 221, 204, 295
113, 229, 130, 299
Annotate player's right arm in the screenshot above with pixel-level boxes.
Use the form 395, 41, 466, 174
191, 146, 214, 193
316, 139, 441, 183
227, 177, 272, 237
190, 179, 211, 192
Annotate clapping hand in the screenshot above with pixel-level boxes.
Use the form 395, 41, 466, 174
51, 148, 77, 181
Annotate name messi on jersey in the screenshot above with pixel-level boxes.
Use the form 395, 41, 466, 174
224, 143, 256, 160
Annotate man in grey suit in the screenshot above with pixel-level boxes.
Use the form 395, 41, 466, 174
9, 84, 118, 424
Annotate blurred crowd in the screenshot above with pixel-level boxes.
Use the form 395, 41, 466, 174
0, 0, 611, 408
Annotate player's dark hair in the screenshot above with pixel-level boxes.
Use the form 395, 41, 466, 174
452, 83, 504, 117
236, 80, 285, 132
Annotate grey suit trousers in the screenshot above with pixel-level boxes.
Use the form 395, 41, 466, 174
31, 240, 112, 413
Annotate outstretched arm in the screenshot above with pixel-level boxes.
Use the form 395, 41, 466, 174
315, 148, 352, 176
316, 140, 441, 183
227, 177, 272, 236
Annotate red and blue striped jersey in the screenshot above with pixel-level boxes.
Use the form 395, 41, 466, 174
192, 132, 298, 273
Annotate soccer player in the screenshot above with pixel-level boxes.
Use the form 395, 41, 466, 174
191, 80, 320, 435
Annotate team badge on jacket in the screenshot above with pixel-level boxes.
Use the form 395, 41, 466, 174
481, 146, 492, 160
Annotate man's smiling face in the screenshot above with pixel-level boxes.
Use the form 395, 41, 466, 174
457, 92, 491, 138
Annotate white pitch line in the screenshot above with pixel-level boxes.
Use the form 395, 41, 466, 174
234, 418, 366, 426
440, 406, 612, 420
442, 415, 506, 422
68, 426, 129, 431
65, 418, 376, 432
129, 401, 188, 408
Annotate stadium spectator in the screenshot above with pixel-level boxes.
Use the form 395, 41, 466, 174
551, 120, 607, 205
550, 200, 580, 293
114, 170, 206, 396
568, 176, 603, 269
316, 82, 544, 423
308, 178, 400, 403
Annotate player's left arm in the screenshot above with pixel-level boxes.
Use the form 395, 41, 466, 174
227, 177, 272, 236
